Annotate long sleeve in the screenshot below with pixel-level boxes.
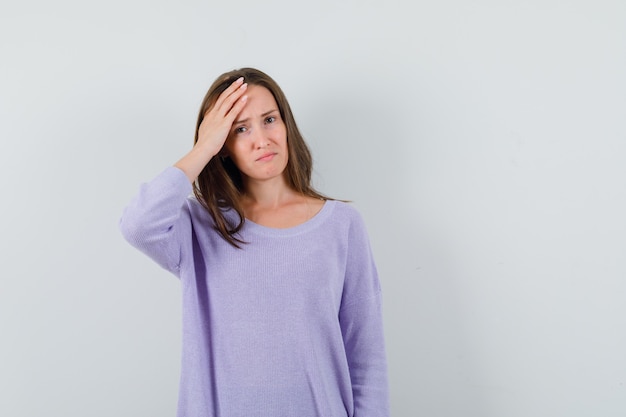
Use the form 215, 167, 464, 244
339, 211, 390, 416
119, 166, 193, 276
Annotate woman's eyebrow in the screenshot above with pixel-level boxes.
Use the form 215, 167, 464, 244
234, 109, 278, 125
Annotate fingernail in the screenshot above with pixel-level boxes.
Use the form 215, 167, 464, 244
236, 77, 244, 83
240, 83, 247, 89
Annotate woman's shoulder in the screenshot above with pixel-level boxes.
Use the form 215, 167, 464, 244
327, 199, 357, 213
324, 199, 366, 225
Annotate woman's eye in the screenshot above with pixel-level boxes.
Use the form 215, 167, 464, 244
265, 116, 276, 124
235, 126, 247, 134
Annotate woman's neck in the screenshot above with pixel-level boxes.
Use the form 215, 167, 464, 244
241, 175, 296, 208
240, 176, 323, 228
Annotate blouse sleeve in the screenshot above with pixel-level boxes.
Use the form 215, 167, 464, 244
119, 166, 193, 276
339, 209, 390, 416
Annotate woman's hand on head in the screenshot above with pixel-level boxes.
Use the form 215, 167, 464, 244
174, 78, 248, 183
197, 77, 248, 157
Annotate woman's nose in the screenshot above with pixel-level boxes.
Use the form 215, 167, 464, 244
250, 126, 269, 149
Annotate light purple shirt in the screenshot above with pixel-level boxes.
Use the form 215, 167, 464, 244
120, 167, 389, 417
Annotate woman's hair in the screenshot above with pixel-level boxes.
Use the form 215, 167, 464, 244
192, 67, 329, 248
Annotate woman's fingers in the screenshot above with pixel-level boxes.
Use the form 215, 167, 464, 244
214, 84, 247, 121
211, 77, 247, 117
225, 90, 248, 121
201, 80, 247, 131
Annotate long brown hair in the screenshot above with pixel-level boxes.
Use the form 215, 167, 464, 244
192, 67, 330, 248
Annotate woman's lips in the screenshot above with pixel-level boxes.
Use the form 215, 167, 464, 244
256, 152, 276, 162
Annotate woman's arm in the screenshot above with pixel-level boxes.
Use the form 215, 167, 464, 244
119, 167, 193, 275
119, 78, 249, 273
339, 211, 390, 416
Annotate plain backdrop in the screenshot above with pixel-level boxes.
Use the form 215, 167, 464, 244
1, 0, 625, 416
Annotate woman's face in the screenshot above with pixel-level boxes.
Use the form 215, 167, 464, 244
224, 85, 288, 183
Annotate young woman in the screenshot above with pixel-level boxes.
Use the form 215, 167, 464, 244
120, 68, 389, 417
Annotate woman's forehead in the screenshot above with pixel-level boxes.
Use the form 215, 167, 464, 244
237, 85, 278, 118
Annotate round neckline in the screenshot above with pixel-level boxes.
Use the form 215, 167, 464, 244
242, 200, 336, 237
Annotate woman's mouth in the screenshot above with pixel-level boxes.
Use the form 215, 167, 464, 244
256, 152, 276, 162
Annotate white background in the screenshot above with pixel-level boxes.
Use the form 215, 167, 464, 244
1, 0, 625, 416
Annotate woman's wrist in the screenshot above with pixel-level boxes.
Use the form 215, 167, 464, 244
174, 143, 217, 183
